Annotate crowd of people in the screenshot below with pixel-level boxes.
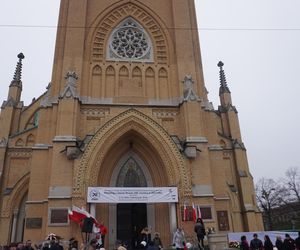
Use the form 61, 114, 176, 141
240, 232, 300, 250
1, 222, 299, 250
0, 240, 35, 250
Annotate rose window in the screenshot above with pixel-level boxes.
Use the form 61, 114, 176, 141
108, 18, 152, 61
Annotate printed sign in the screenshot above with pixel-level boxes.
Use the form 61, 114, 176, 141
87, 187, 178, 203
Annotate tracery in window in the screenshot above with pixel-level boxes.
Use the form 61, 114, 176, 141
107, 17, 153, 62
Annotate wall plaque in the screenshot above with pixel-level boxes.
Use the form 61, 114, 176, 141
49, 208, 69, 225
26, 218, 42, 229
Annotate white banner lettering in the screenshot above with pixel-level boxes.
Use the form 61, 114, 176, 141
87, 187, 178, 203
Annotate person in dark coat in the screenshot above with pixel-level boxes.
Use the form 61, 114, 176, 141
194, 218, 205, 250
264, 235, 273, 250
240, 235, 250, 250
276, 236, 284, 250
250, 234, 263, 250
295, 232, 300, 250
140, 227, 151, 247
24, 240, 34, 250
283, 234, 295, 250
147, 241, 158, 250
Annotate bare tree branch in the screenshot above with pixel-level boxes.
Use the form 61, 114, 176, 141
283, 167, 300, 202
255, 178, 286, 230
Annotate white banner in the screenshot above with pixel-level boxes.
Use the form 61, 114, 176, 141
87, 187, 178, 203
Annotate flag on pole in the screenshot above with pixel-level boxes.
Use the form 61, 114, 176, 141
197, 205, 202, 219
183, 203, 188, 221
192, 203, 197, 222
68, 206, 88, 224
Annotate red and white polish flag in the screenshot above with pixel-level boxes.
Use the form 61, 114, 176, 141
197, 205, 202, 219
192, 203, 197, 222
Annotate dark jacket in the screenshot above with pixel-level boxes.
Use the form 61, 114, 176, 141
295, 236, 300, 250
276, 239, 284, 250
240, 240, 250, 250
250, 238, 263, 250
283, 238, 295, 250
264, 239, 273, 250
194, 222, 205, 238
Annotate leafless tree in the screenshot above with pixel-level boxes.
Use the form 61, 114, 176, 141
283, 167, 300, 202
255, 178, 286, 230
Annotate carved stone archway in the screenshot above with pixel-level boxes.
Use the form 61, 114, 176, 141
0, 173, 29, 243
74, 109, 192, 199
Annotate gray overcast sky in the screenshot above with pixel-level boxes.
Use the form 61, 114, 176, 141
0, 0, 300, 182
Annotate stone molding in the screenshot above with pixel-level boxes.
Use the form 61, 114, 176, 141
80, 108, 110, 119
32, 144, 52, 150
208, 145, 223, 151
26, 200, 48, 204
186, 137, 208, 143
152, 109, 178, 119
7, 149, 32, 157
53, 136, 77, 142
1, 173, 30, 218
74, 109, 192, 198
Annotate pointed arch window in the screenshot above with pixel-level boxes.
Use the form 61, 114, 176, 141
107, 17, 153, 62
116, 157, 147, 187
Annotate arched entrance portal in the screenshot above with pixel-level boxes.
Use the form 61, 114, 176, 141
79, 109, 189, 249
110, 151, 155, 250
10, 192, 27, 243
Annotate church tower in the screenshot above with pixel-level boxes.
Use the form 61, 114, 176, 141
0, 0, 263, 247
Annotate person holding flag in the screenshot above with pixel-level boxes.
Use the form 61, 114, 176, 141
194, 218, 206, 250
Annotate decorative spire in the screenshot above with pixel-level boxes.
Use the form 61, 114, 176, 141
218, 61, 230, 95
10, 53, 25, 88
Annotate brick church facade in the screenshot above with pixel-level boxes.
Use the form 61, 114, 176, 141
0, 0, 263, 247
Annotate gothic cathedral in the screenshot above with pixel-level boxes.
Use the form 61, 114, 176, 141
0, 0, 263, 247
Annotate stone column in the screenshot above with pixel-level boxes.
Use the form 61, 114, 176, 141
10, 209, 19, 243
90, 203, 96, 218
169, 203, 177, 235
